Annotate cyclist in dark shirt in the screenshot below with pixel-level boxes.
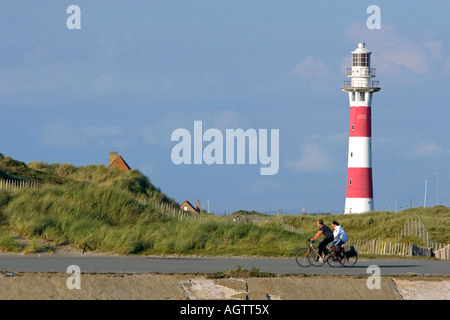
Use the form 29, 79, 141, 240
310, 219, 334, 261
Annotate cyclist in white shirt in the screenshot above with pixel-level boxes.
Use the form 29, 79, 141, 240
330, 221, 348, 258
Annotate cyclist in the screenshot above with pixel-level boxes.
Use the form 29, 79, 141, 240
310, 219, 334, 261
329, 220, 348, 259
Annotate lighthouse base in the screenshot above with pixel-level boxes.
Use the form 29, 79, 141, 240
345, 198, 374, 214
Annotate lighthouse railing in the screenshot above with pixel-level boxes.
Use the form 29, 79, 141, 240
342, 80, 380, 89
346, 68, 376, 77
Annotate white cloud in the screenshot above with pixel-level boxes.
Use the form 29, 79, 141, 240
139, 109, 249, 147
285, 143, 338, 173
409, 140, 444, 158
344, 24, 435, 75
380, 45, 427, 75
423, 40, 443, 59
138, 110, 208, 147
285, 132, 346, 173
213, 109, 249, 130
292, 56, 331, 78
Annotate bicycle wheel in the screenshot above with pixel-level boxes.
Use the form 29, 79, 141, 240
341, 253, 358, 267
295, 247, 312, 267
309, 248, 326, 267
327, 254, 343, 268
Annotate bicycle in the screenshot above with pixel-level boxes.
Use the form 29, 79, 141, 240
295, 240, 330, 267
295, 240, 358, 267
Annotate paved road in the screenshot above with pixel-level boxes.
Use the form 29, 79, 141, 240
1, 254, 449, 276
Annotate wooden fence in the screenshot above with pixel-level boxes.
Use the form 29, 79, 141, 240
137, 197, 209, 222
242, 211, 305, 234
399, 217, 431, 246
278, 211, 305, 234
0, 179, 205, 223
348, 239, 410, 256
395, 217, 449, 259
434, 245, 450, 260
346, 239, 449, 259
0, 179, 39, 192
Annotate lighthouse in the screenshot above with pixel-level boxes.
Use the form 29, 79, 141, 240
342, 42, 380, 214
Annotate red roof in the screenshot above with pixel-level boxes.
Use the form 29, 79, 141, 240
109, 156, 131, 171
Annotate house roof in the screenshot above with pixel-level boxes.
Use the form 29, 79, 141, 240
108, 155, 131, 171
180, 200, 198, 213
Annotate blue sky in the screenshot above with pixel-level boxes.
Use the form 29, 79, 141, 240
1, 1, 449, 214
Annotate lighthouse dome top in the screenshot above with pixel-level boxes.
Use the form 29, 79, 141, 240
351, 42, 371, 54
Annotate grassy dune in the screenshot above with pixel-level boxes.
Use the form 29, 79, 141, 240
0, 155, 301, 255
0, 153, 448, 256
0, 184, 301, 255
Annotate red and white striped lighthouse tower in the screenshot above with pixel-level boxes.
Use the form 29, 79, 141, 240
342, 42, 380, 214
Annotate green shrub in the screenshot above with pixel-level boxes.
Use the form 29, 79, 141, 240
0, 230, 22, 252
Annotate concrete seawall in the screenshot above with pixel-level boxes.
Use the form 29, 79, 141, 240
0, 273, 448, 300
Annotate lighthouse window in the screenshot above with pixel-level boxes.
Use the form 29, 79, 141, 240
352, 54, 360, 66
359, 92, 365, 101
351, 124, 354, 131
351, 152, 353, 157
361, 53, 369, 66
360, 54, 365, 66
352, 92, 356, 101
349, 179, 352, 185
352, 53, 370, 67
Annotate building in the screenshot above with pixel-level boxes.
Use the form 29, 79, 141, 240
108, 152, 131, 171
342, 43, 381, 214
180, 200, 199, 214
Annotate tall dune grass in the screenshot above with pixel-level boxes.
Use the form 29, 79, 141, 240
1, 155, 448, 256
0, 181, 302, 255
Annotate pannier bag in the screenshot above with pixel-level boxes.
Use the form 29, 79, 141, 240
345, 246, 357, 258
